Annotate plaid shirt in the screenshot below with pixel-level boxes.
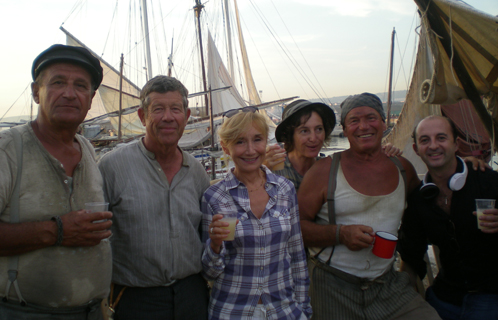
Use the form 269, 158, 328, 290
201, 166, 311, 320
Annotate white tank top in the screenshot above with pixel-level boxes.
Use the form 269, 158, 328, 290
308, 163, 405, 279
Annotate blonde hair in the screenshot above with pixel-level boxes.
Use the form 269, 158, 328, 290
218, 111, 269, 148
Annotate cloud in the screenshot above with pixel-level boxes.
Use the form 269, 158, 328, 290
292, 0, 415, 17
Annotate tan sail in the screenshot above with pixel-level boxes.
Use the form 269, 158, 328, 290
383, 0, 498, 173
62, 27, 145, 138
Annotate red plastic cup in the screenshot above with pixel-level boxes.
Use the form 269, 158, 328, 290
372, 231, 398, 259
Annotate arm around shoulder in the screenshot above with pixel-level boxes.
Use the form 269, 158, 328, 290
398, 156, 420, 194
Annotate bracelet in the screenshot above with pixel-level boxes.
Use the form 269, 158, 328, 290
335, 224, 342, 245
51, 216, 63, 246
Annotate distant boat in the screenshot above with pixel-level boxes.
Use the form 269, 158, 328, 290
383, 0, 497, 173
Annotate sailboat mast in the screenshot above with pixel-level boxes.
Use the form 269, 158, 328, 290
118, 54, 124, 140
141, 0, 153, 80
386, 27, 395, 127
167, 36, 174, 77
194, 0, 210, 116
224, 0, 235, 80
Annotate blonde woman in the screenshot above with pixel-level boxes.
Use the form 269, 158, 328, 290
201, 107, 311, 319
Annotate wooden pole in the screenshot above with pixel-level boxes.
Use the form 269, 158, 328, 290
387, 28, 395, 127
118, 54, 124, 140
194, 1, 210, 117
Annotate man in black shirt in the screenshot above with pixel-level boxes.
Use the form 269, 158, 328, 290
399, 115, 498, 320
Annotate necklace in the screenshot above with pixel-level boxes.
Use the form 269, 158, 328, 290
247, 172, 265, 192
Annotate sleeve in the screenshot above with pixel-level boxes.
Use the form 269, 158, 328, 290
286, 184, 312, 318
0, 134, 17, 215
398, 193, 429, 280
201, 192, 226, 281
97, 158, 111, 206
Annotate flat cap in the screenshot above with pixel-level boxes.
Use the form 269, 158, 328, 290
32, 44, 103, 90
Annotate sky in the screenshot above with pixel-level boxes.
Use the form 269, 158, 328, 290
1, 0, 497, 119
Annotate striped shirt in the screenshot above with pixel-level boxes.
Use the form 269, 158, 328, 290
98, 138, 210, 287
201, 166, 311, 320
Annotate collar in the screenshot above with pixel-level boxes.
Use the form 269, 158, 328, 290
223, 165, 278, 190
138, 137, 189, 167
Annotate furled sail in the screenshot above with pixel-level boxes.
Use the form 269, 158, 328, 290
207, 32, 247, 114
233, 0, 261, 106
61, 27, 146, 138
383, 0, 498, 173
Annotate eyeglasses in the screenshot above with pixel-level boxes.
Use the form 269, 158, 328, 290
222, 106, 258, 118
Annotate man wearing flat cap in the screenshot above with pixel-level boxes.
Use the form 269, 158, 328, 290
0, 44, 112, 319
298, 93, 441, 319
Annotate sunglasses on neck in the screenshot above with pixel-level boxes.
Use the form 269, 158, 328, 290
222, 106, 258, 118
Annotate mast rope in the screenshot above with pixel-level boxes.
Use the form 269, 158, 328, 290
248, 0, 325, 102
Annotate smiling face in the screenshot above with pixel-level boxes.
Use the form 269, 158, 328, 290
32, 62, 95, 127
139, 90, 191, 151
343, 106, 386, 153
291, 111, 325, 159
413, 116, 458, 171
222, 123, 267, 177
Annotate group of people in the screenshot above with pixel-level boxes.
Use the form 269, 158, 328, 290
0, 44, 496, 320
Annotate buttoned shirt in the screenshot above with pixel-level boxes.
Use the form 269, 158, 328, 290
201, 166, 311, 320
98, 138, 210, 287
0, 123, 111, 307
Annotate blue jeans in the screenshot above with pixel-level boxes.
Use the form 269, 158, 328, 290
112, 273, 208, 320
426, 286, 498, 320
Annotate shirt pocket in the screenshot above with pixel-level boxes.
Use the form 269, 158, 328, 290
269, 209, 292, 239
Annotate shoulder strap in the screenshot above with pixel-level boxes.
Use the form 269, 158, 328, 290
311, 152, 342, 263
389, 156, 407, 198
4, 128, 27, 305
326, 152, 342, 225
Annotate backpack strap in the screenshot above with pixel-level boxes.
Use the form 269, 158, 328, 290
3, 128, 27, 305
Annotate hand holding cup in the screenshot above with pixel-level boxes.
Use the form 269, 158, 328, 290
372, 231, 398, 259
209, 211, 238, 253
266, 142, 286, 171
474, 199, 498, 233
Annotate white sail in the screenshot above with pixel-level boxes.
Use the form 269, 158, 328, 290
207, 32, 247, 114
63, 27, 146, 137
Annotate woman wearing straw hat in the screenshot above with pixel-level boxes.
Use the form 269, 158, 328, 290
267, 99, 337, 190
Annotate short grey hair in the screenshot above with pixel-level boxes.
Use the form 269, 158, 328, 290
140, 76, 189, 116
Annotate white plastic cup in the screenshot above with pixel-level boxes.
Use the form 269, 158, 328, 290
219, 211, 237, 241
475, 199, 495, 230
85, 202, 109, 223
